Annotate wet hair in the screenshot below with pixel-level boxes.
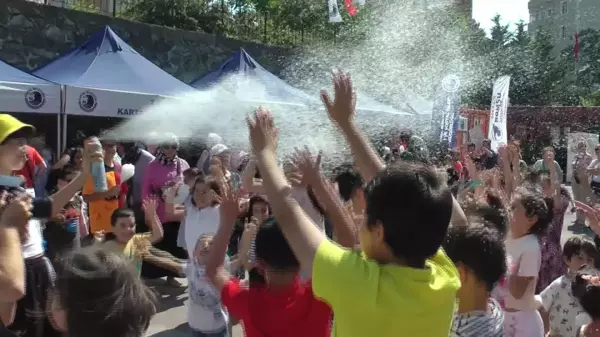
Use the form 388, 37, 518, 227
364, 161, 453, 267
53, 246, 157, 337
515, 184, 554, 236
572, 267, 600, 320
254, 217, 299, 271
446, 167, 459, 187
461, 192, 509, 236
564, 236, 598, 261
110, 208, 135, 227
443, 219, 507, 291
335, 167, 363, 202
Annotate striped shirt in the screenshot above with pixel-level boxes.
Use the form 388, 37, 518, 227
451, 299, 504, 337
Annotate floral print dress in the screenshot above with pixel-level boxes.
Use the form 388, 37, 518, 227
536, 195, 570, 293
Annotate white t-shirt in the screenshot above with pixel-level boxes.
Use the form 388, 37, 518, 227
290, 186, 324, 231
22, 188, 44, 259
186, 260, 228, 332
183, 202, 220, 258
538, 275, 586, 337
504, 234, 541, 311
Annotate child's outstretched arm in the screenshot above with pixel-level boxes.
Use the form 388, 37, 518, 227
205, 181, 238, 290
293, 148, 356, 248
320, 72, 383, 182
247, 108, 326, 272
143, 198, 164, 244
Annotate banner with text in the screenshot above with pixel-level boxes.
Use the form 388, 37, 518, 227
328, 0, 343, 22
430, 74, 461, 148
487, 76, 511, 151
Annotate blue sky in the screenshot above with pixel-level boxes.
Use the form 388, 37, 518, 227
473, 0, 529, 32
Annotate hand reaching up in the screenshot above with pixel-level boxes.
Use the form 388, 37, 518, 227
292, 147, 323, 187
247, 107, 278, 155
575, 201, 600, 235
320, 71, 356, 126
218, 178, 239, 226
143, 197, 158, 217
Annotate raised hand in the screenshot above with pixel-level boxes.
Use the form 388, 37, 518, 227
292, 147, 323, 186
575, 201, 600, 235
218, 179, 239, 224
246, 107, 278, 155
320, 71, 356, 126
142, 197, 158, 217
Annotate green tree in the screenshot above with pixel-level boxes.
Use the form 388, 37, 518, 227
489, 14, 513, 47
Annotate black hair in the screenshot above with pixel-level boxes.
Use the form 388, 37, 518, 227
53, 246, 157, 337
306, 186, 325, 217
335, 167, 363, 202
364, 161, 453, 267
572, 267, 600, 320
245, 195, 270, 223
514, 184, 554, 236
56, 165, 79, 182
446, 167, 459, 187
563, 236, 598, 261
110, 208, 135, 227
254, 217, 300, 271
461, 192, 509, 237
443, 219, 507, 291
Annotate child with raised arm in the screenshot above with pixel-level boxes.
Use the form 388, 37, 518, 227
246, 99, 460, 337
205, 180, 332, 337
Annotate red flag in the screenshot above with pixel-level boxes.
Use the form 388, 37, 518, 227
574, 32, 580, 61
344, 0, 358, 16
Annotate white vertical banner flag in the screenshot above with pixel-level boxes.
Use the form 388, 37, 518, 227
487, 75, 511, 151
328, 0, 343, 23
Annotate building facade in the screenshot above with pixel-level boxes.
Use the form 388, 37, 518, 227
528, 0, 600, 54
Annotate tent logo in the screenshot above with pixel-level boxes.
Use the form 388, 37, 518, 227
25, 88, 45, 109
79, 91, 97, 112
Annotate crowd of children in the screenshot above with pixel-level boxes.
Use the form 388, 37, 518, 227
4, 71, 600, 337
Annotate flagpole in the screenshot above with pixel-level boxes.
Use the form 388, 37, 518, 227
575, 0, 580, 105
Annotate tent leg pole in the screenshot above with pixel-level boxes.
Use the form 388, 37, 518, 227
56, 114, 61, 158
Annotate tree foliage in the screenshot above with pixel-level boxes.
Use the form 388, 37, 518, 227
118, 0, 600, 107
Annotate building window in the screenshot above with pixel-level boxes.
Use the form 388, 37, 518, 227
530, 13, 536, 22
562, 26, 566, 38
562, 2, 568, 14
547, 9, 553, 17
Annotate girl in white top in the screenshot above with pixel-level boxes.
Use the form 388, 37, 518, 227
504, 185, 554, 337
180, 175, 222, 259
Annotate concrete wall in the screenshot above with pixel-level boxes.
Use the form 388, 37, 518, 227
0, 0, 291, 83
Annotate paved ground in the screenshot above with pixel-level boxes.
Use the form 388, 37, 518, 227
145, 187, 592, 337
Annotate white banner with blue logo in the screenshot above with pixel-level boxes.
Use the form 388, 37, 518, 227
0, 81, 61, 114
487, 76, 511, 151
430, 74, 461, 148
64, 87, 162, 117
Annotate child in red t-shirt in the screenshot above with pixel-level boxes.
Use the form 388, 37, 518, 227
205, 182, 332, 337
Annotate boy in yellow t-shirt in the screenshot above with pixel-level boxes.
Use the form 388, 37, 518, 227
246, 73, 461, 337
